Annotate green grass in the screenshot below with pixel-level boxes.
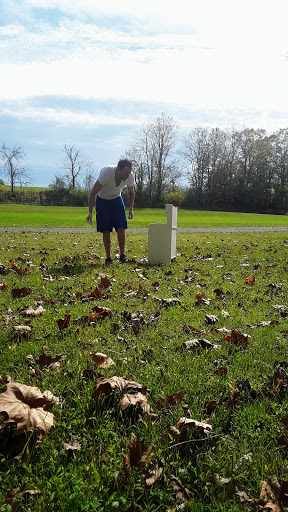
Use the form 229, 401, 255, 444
0, 230, 288, 511
0, 203, 288, 228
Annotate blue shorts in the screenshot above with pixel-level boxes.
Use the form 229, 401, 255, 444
96, 196, 128, 232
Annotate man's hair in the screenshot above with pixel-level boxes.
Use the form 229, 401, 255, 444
118, 158, 132, 170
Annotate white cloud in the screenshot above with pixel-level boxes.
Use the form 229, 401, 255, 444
1, 103, 143, 126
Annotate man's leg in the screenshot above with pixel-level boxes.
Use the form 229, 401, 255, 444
117, 227, 126, 255
103, 231, 111, 258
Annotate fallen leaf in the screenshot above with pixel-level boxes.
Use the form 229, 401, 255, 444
177, 417, 212, 436
11, 287, 32, 298
223, 329, 250, 347
245, 276, 255, 284
123, 433, 152, 472
63, 440, 81, 452
91, 305, 113, 318
205, 314, 219, 324
91, 352, 115, 368
171, 476, 193, 502
145, 456, 164, 487
57, 314, 71, 330
155, 391, 183, 411
6, 486, 41, 512
213, 367, 228, 376
0, 382, 57, 436
120, 391, 150, 413
95, 376, 144, 397
35, 353, 66, 370
181, 338, 220, 350
20, 305, 46, 316
99, 276, 112, 289
195, 294, 211, 305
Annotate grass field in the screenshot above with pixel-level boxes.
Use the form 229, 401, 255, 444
0, 230, 288, 511
0, 203, 288, 228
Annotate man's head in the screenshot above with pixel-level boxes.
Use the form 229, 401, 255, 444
117, 159, 132, 180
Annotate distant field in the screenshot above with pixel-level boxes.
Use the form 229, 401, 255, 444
0, 203, 287, 228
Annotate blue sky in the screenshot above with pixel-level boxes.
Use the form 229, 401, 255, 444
1, 0, 288, 187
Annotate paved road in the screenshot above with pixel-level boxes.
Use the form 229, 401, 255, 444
0, 226, 288, 233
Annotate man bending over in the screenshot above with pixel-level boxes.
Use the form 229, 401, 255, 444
86, 159, 135, 264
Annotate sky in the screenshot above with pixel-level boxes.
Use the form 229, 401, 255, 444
1, 0, 288, 187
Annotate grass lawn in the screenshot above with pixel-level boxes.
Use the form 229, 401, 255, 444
0, 230, 288, 511
0, 203, 288, 228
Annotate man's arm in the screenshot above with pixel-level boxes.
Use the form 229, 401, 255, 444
86, 180, 103, 224
127, 185, 135, 220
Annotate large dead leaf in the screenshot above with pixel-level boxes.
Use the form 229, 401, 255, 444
95, 376, 144, 397
0, 382, 58, 436
123, 433, 153, 473
177, 417, 212, 436
171, 476, 193, 502
6, 486, 41, 512
120, 392, 150, 413
258, 477, 286, 512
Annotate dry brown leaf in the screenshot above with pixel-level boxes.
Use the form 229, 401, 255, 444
205, 314, 219, 324
155, 391, 183, 411
63, 440, 81, 452
171, 476, 193, 502
95, 376, 144, 397
20, 305, 46, 316
0, 382, 58, 436
126, 433, 152, 469
99, 276, 112, 289
91, 352, 115, 368
120, 392, 150, 413
214, 473, 236, 495
6, 486, 41, 512
91, 305, 113, 318
177, 417, 212, 435
13, 325, 31, 333
35, 353, 66, 370
145, 456, 164, 487
11, 287, 32, 298
182, 338, 219, 350
56, 314, 71, 330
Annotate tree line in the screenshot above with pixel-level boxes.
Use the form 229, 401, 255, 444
1, 113, 288, 213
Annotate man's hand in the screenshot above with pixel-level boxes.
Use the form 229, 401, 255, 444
128, 210, 134, 220
86, 212, 93, 225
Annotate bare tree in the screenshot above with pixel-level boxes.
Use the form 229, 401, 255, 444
82, 160, 97, 192
181, 127, 210, 207
62, 143, 90, 188
150, 113, 179, 202
0, 144, 30, 191
128, 113, 179, 203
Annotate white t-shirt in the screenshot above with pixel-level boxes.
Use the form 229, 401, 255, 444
97, 165, 134, 200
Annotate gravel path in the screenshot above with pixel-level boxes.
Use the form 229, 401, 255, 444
0, 226, 288, 233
